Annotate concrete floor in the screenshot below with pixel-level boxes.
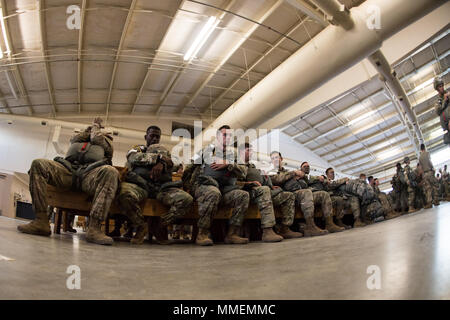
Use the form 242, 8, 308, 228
1, 202, 449, 300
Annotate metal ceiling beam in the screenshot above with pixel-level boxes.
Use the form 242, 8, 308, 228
0, 0, 33, 116
37, 0, 56, 118
283, 0, 328, 27
131, 0, 186, 114
179, 0, 284, 114
154, 0, 236, 116
204, 14, 313, 114
105, 0, 137, 123
77, 0, 87, 113
310, 0, 353, 30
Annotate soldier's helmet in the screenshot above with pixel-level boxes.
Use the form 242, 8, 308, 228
403, 156, 410, 164
434, 77, 444, 90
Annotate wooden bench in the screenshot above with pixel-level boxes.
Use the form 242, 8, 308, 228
46, 169, 327, 242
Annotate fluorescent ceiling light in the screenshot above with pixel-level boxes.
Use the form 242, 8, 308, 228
431, 148, 450, 167
347, 109, 378, 126
184, 16, 219, 62
427, 128, 444, 140
376, 147, 402, 161
0, 10, 10, 57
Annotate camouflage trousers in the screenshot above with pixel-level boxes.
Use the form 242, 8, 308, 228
378, 192, 394, 214
272, 191, 296, 226
292, 189, 314, 219
395, 189, 408, 211
195, 185, 249, 229
118, 182, 193, 226
249, 186, 276, 229
331, 195, 360, 219
312, 190, 332, 218
407, 185, 415, 208
423, 171, 439, 205
29, 159, 119, 221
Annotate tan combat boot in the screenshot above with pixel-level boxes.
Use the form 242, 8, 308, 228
353, 217, 366, 228
335, 218, 351, 230
17, 211, 51, 236
195, 228, 213, 246
325, 216, 345, 233
277, 224, 303, 239
303, 217, 328, 237
385, 211, 400, 220
407, 207, 418, 214
86, 217, 113, 245
131, 223, 148, 245
262, 228, 283, 242
224, 225, 248, 244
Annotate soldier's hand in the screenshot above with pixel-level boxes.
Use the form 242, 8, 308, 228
211, 162, 228, 170
150, 163, 164, 180
294, 170, 305, 178
93, 117, 104, 128
249, 181, 262, 187
161, 155, 174, 168
319, 176, 324, 183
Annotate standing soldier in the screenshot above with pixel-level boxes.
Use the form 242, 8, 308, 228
419, 144, 440, 208
403, 157, 418, 213
118, 125, 193, 244
392, 162, 408, 214
190, 125, 250, 246
18, 118, 120, 245
442, 165, 450, 200
238, 143, 302, 240
268, 152, 327, 237
433, 77, 450, 144
325, 168, 365, 228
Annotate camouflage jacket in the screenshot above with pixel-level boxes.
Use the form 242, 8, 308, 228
70, 127, 114, 161
267, 167, 297, 186
434, 90, 449, 130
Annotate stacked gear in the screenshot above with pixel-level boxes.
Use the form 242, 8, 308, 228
338, 179, 385, 222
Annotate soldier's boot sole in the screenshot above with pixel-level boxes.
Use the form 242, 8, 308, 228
131, 224, 148, 245
279, 230, 303, 239
408, 208, 418, 214
262, 228, 283, 243
336, 220, 351, 230
17, 220, 51, 237
424, 204, 432, 209
196, 238, 213, 246
86, 231, 113, 245
224, 236, 249, 244
325, 225, 345, 233
303, 227, 328, 237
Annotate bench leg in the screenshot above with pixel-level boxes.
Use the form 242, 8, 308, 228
54, 209, 62, 235
191, 223, 199, 243
62, 211, 69, 232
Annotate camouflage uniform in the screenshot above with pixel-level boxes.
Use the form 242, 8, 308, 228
392, 169, 408, 212
419, 150, 439, 206
240, 163, 295, 228
268, 167, 315, 219
297, 174, 333, 218
373, 185, 395, 215
192, 145, 249, 229
327, 178, 361, 219
119, 144, 193, 227
29, 129, 119, 222
404, 163, 416, 209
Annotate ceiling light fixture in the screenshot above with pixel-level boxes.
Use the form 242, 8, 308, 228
184, 16, 219, 62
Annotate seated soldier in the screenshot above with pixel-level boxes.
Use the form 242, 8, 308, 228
325, 168, 365, 228
187, 125, 250, 246
369, 177, 400, 220
18, 118, 120, 245
267, 152, 328, 237
118, 125, 193, 245
297, 162, 345, 233
238, 143, 302, 241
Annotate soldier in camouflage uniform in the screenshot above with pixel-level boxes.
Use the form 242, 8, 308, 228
369, 177, 400, 220
413, 164, 426, 209
298, 162, 345, 233
267, 152, 328, 237
433, 77, 450, 145
419, 143, 440, 208
18, 118, 120, 245
392, 162, 408, 214
442, 165, 450, 201
238, 144, 302, 241
187, 125, 250, 246
118, 126, 193, 245
325, 168, 365, 228
403, 157, 418, 213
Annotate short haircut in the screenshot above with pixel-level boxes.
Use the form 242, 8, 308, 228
420, 143, 425, 151
374, 178, 378, 182
146, 126, 161, 134
270, 151, 281, 158
368, 176, 374, 182
325, 167, 333, 175
217, 125, 231, 134
301, 162, 308, 167
359, 173, 366, 178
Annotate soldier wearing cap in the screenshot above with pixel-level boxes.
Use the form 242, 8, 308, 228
403, 156, 418, 213
434, 77, 450, 144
